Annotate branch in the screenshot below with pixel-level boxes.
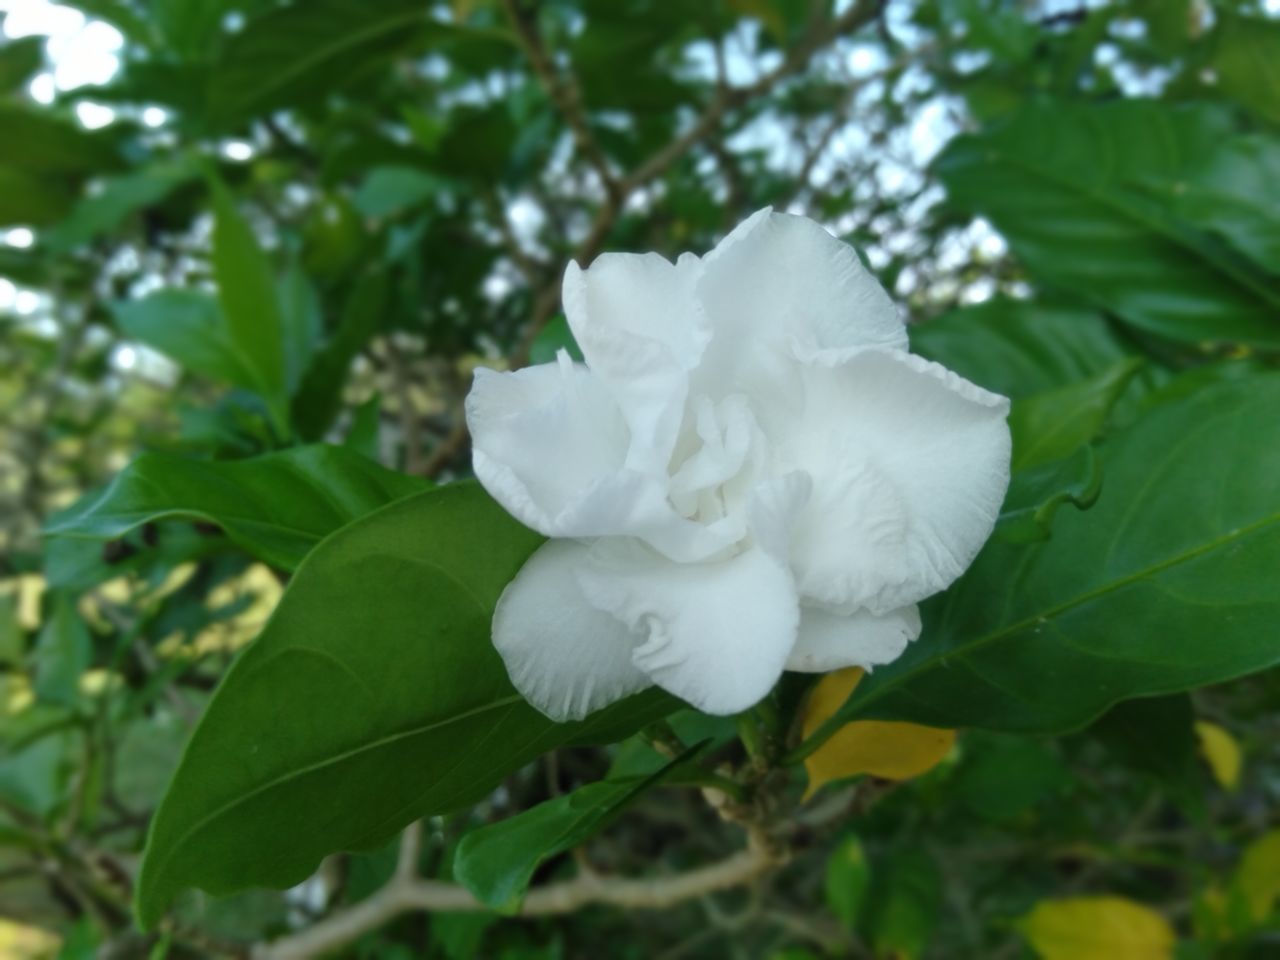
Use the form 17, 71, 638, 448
255, 828, 779, 960
502, 0, 621, 201
424, 0, 884, 476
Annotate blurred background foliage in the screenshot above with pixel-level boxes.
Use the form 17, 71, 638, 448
1, 0, 1280, 957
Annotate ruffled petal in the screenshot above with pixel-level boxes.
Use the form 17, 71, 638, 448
467, 356, 737, 561
492, 540, 652, 722
785, 604, 921, 673
783, 348, 1011, 614
563, 252, 708, 468
693, 209, 907, 422
578, 541, 799, 715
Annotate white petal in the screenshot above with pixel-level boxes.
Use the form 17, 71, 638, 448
563, 252, 708, 467
785, 604, 921, 673
467, 357, 736, 561
492, 540, 652, 722
693, 209, 907, 418
466, 357, 626, 534
783, 348, 1011, 614
578, 542, 799, 715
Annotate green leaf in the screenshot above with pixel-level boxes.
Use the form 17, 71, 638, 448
1009, 358, 1144, 471
1164, 136, 1280, 276
33, 595, 91, 706
291, 269, 388, 441
211, 182, 288, 432
797, 375, 1280, 748
1211, 12, 1280, 127
909, 299, 1135, 399
45, 158, 199, 253
277, 260, 323, 395
208, 0, 435, 123
111, 290, 257, 391
866, 848, 941, 960
996, 445, 1103, 545
0, 36, 43, 94
352, 166, 449, 219
0, 166, 75, 227
455, 747, 700, 910
935, 101, 1280, 347
825, 833, 871, 931
344, 394, 381, 461
0, 102, 123, 175
134, 484, 673, 928
44, 445, 426, 571
953, 734, 1072, 823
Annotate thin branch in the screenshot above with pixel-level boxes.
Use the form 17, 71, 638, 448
255, 828, 779, 960
423, 0, 883, 477
502, 0, 621, 201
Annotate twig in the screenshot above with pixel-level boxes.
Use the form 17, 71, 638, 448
502, 0, 621, 201
254, 827, 780, 960
423, 0, 883, 477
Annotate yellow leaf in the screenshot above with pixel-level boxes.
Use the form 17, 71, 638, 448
1195, 720, 1242, 791
0, 918, 60, 958
801, 668, 956, 799
1022, 896, 1175, 960
1234, 829, 1280, 923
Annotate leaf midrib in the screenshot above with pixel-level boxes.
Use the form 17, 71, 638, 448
142, 690, 524, 900
851, 509, 1280, 719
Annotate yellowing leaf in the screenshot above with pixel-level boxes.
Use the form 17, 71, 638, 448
1022, 896, 1175, 960
801, 668, 956, 799
1195, 720, 1242, 790
1235, 829, 1280, 923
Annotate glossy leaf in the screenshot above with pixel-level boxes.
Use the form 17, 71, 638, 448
796, 376, 1280, 750
936, 101, 1280, 347
996, 445, 1103, 544
44, 445, 426, 571
909, 299, 1135, 399
1008, 358, 1143, 471
134, 484, 674, 928
1020, 896, 1175, 960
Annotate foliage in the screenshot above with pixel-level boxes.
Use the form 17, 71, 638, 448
2, 1, 1279, 958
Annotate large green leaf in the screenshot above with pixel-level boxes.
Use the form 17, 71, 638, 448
0, 36, 43, 94
935, 101, 1280, 347
44, 445, 426, 571
211, 183, 288, 431
797, 375, 1280, 752
908, 299, 1135, 399
134, 484, 674, 928
1165, 136, 1280, 276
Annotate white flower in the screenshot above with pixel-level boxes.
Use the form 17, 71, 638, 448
465, 209, 1011, 721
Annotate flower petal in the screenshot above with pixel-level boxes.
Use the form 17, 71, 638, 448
492, 539, 652, 722
563, 252, 708, 467
467, 355, 737, 561
786, 604, 921, 673
694, 209, 907, 417
578, 542, 799, 715
784, 348, 1011, 614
